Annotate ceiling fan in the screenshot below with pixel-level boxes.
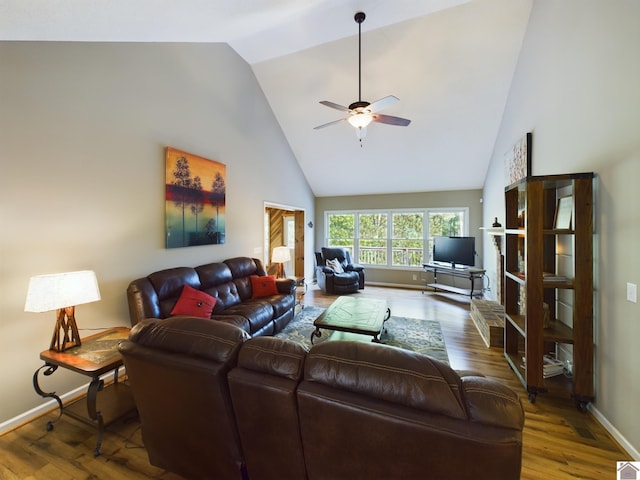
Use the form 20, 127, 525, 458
314, 11, 411, 143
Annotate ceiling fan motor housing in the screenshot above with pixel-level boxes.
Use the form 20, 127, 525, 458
348, 101, 370, 111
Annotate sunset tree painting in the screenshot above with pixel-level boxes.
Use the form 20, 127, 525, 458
165, 147, 226, 248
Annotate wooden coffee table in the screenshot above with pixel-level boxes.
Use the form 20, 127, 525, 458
311, 296, 391, 344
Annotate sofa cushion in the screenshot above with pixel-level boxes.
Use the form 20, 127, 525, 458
148, 267, 201, 318
224, 300, 275, 335
211, 314, 251, 333
225, 257, 265, 301
332, 271, 360, 286
305, 341, 467, 420
269, 293, 295, 318
202, 281, 242, 312
237, 336, 308, 381
196, 262, 234, 287
170, 285, 216, 318
250, 275, 279, 298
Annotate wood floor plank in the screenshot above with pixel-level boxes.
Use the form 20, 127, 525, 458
0, 285, 631, 479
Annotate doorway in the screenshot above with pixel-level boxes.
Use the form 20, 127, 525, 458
264, 203, 305, 278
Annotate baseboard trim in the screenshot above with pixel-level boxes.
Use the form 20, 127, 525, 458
0, 369, 127, 436
365, 281, 425, 290
589, 404, 640, 460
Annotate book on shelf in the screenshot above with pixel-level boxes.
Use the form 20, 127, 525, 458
543, 272, 569, 283
542, 354, 565, 378
521, 354, 565, 378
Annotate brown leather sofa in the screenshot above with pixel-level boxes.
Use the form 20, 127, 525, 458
126, 256, 295, 336
119, 317, 524, 480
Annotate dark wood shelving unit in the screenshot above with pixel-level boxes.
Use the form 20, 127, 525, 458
503, 173, 594, 410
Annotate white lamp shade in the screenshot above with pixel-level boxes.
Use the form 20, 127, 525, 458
272, 246, 291, 263
25, 270, 101, 312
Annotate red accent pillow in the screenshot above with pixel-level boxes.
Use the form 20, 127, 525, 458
170, 285, 216, 318
251, 275, 279, 299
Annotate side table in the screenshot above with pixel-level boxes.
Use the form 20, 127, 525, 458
33, 327, 136, 457
289, 276, 306, 314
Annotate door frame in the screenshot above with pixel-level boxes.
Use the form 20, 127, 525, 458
264, 202, 306, 278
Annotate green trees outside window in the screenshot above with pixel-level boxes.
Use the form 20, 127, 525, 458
326, 209, 467, 268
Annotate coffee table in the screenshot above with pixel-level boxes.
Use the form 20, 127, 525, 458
311, 296, 391, 344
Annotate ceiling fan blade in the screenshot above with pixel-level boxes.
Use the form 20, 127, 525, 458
319, 101, 351, 112
313, 118, 348, 130
373, 114, 411, 127
368, 95, 399, 113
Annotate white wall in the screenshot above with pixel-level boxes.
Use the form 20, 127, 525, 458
482, 1, 640, 456
0, 42, 315, 426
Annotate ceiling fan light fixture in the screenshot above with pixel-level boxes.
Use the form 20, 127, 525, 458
348, 112, 373, 129
314, 11, 411, 141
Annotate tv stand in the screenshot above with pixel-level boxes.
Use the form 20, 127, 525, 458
422, 263, 485, 298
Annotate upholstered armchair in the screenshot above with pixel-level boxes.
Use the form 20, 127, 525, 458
315, 247, 365, 294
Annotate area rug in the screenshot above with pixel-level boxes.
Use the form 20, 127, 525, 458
275, 306, 449, 364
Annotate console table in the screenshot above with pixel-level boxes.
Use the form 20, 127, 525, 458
33, 327, 136, 457
422, 263, 485, 299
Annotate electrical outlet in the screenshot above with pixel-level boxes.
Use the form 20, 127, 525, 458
412, 274, 417, 281
627, 282, 637, 303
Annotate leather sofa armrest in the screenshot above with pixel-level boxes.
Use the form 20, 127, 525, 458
276, 277, 296, 295
127, 278, 161, 326
316, 266, 335, 275
345, 263, 364, 272
461, 376, 524, 430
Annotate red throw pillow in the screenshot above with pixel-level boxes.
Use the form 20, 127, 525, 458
251, 275, 279, 299
170, 285, 216, 318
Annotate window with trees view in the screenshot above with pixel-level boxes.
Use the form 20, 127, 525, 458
325, 208, 468, 268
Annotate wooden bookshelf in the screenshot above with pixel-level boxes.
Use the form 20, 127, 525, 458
503, 173, 594, 410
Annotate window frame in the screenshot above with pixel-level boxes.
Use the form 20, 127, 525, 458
325, 207, 470, 269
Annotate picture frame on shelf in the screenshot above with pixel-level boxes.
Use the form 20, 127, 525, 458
554, 195, 573, 230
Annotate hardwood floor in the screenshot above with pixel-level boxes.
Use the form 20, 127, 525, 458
0, 285, 631, 479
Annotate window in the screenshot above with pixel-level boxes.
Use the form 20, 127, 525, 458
325, 208, 468, 268
358, 213, 387, 265
392, 212, 424, 267
326, 213, 355, 255
426, 209, 467, 263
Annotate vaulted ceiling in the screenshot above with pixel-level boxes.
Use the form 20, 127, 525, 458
1, 0, 532, 196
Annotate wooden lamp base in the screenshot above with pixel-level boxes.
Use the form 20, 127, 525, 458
50, 306, 82, 352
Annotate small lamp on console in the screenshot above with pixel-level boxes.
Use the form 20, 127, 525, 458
24, 270, 101, 352
271, 246, 291, 279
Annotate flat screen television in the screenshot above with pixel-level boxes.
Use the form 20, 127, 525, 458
432, 236, 476, 268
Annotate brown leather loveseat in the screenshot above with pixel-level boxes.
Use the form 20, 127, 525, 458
126, 256, 295, 336
119, 316, 524, 480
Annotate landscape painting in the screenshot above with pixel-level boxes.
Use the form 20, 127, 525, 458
165, 147, 226, 248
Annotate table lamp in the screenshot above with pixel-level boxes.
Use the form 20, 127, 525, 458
25, 270, 101, 352
272, 246, 291, 278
